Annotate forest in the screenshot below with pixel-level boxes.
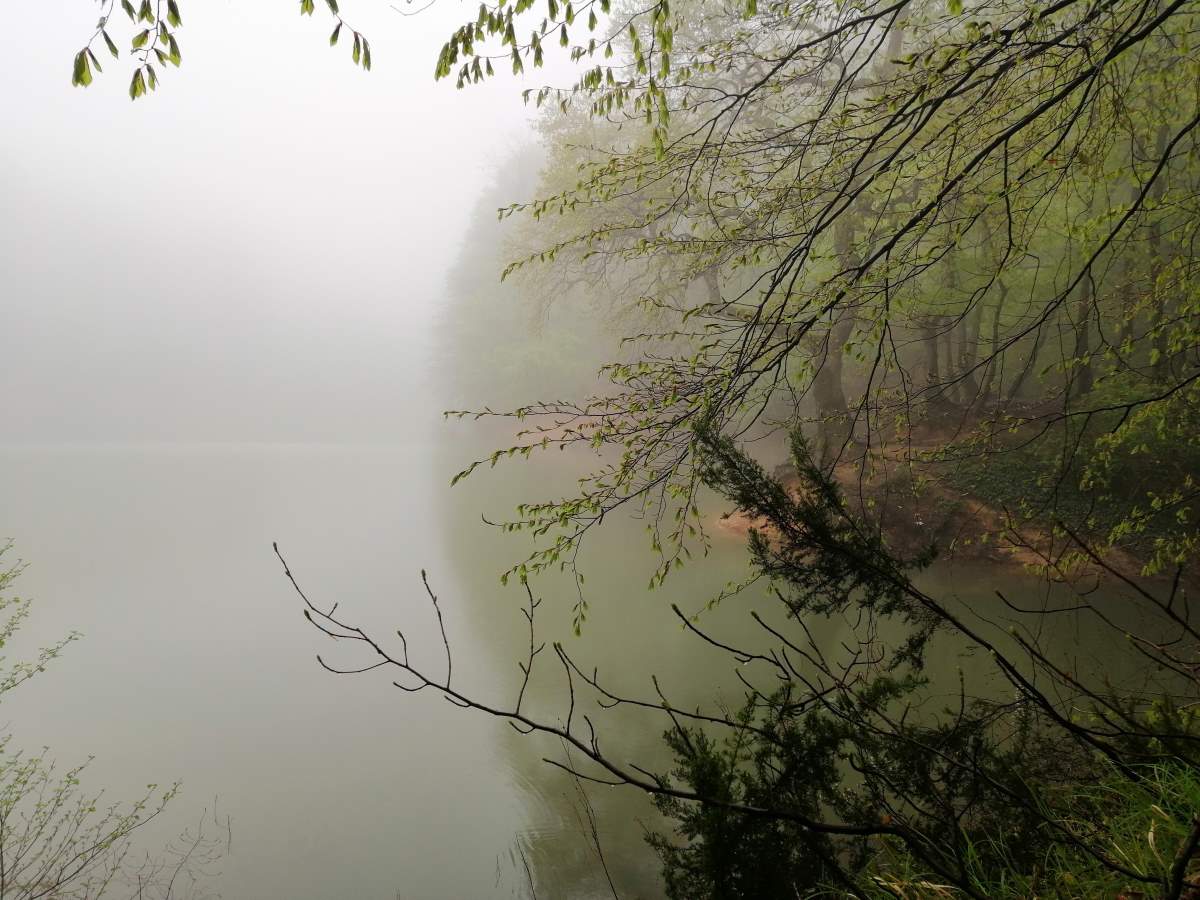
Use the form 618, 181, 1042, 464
28, 0, 1200, 896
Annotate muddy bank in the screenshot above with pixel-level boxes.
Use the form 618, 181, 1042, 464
711, 445, 1152, 585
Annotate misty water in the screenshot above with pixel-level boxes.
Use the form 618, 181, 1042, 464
0, 434, 759, 898
0, 434, 1134, 899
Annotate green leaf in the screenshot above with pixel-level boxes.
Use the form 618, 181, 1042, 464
167, 34, 181, 65
324, 0, 339, 11
352, 32, 361, 64
138, 0, 155, 23
132, 30, 150, 49
71, 50, 93, 87
362, 38, 372, 70
300, 0, 315, 14
947, 0, 963, 12
147, 64, 158, 90
330, 22, 341, 45
86, 47, 103, 73
167, 0, 182, 26
129, 67, 146, 99
102, 30, 120, 58
121, 0, 136, 19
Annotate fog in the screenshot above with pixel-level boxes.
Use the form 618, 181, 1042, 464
0, 5, 668, 898
2, 4, 1176, 899
0, 4, 714, 898
2, 0, 538, 444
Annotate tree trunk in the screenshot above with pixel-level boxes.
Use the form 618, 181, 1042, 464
1149, 122, 1171, 382
977, 279, 1008, 405
811, 316, 855, 467
1006, 325, 1045, 405
702, 267, 721, 305
955, 300, 983, 407
1069, 274, 1095, 399
812, 218, 858, 466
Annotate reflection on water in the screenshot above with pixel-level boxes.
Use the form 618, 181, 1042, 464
0, 437, 762, 898
427, 422, 1137, 898
0, 441, 524, 899
0, 438, 1135, 898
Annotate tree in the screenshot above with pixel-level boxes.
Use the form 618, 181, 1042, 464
424, 0, 1200, 608
0, 546, 228, 900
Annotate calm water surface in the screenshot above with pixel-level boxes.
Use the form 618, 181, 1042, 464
0, 437, 765, 898
0, 437, 1127, 898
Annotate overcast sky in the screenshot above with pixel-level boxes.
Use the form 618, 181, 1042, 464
1, 0, 543, 443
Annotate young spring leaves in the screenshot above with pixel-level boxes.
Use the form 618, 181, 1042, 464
70, 0, 183, 99
72, 0, 370, 101
301, 0, 372, 71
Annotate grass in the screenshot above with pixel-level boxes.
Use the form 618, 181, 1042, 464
851, 759, 1200, 899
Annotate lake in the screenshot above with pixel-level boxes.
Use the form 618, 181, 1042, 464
0, 433, 772, 899
0, 429, 1133, 898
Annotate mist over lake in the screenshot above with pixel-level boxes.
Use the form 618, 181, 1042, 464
4, 2, 1200, 898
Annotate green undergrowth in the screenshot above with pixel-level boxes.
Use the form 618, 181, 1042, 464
855, 758, 1200, 899
941, 436, 1186, 567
